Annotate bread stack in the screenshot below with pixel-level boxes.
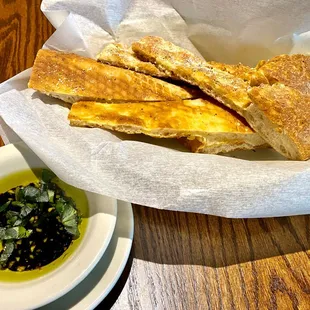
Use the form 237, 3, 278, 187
28, 36, 310, 160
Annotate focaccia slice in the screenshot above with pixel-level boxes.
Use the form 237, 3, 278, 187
28, 49, 198, 103
247, 83, 310, 160
97, 42, 254, 84
208, 61, 255, 82
132, 36, 251, 115
96, 43, 170, 78
68, 98, 266, 155
96, 42, 208, 98
250, 54, 310, 95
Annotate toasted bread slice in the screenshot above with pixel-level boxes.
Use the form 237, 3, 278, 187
251, 54, 310, 95
208, 61, 255, 82
246, 84, 310, 160
68, 98, 266, 154
132, 36, 251, 115
28, 49, 198, 103
97, 43, 254, 84
96, 43, 170, 78
178, 134, 266, 154
96, 42, 207, 98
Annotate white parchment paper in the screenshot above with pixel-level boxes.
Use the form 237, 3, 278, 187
0, 0, 309, 218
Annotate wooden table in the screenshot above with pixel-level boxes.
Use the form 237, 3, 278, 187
1, 1, 310, 309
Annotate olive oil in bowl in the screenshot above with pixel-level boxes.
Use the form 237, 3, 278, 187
0, 168, 88, 282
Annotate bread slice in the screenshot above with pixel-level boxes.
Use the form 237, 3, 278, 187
208, 61, 255, 82
96, 42, 206, 98
251, 54, 310, 95
178, 134, 266, 154
132, 36, 251, 115
247, 83, 310, 160
68, 98, 266, 154
97, 42, 254, 84
28, 49, 198, 103
96, 43, 170, 78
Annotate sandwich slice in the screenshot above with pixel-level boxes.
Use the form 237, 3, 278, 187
28, 49, 198, 103
68, 98, 266, 155
132, 36, 252, 115
250, 54, 310, 95
96, 43, 170, 78
247, 83, 310, 160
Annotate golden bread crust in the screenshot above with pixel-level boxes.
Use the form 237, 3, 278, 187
99, 42, 254, 82
69, 98, 253, 135
179, 135, 267, 154
132, 36, 251, 114
251, 54, 310, 95
96, 43, 169, 78
68, 98, 266, 154
28, 49, 197, 103
247, 84, 310, 160
208, 61, 255, 82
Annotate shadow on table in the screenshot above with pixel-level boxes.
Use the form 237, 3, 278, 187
132, 205, 310, 268
95, 249, 134, 310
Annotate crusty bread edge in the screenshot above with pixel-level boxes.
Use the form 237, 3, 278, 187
180, 132, 267, 154
70, 118, 267, 154
244, 103, 306, 160
133, 48, 248, 116
180, 138, 268, 154
36, 91, 194, 104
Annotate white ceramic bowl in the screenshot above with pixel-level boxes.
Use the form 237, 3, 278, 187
0, 143, 117, 310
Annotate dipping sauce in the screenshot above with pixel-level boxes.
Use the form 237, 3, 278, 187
0, 169, 88, 281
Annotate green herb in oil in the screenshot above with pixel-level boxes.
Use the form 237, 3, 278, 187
0, 169, 81, 271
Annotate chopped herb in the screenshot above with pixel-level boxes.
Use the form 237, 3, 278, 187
0, 169, 81, 271
6, 211, 23, 227
0, 201, 10, 213
0, 241, 14, 267
21, 186, 41, 202
48, 190, 55, 203
60, 204, 80, 239
15, 187, 22, 202
55, 197, 80, 239
42, 169, 56, 184
20, 204, 34, 217
11, 201, 25, 208
0, 227, 32, 240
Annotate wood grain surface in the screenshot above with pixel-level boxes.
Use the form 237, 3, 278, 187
0, 0, 54, 146
109, 207, 310, 310
1, 2, 310, 310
